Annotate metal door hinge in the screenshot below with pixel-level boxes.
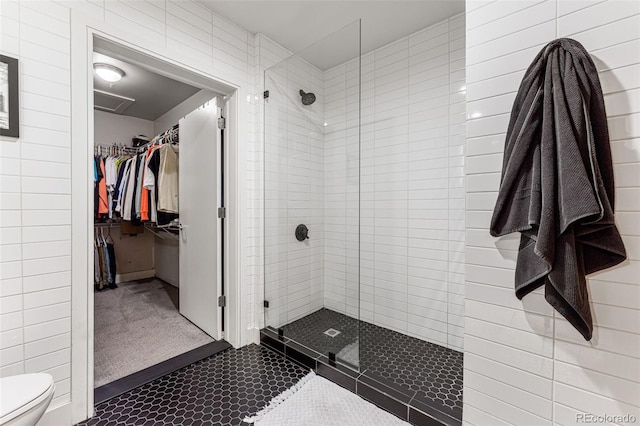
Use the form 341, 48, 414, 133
263, 90, 269, 99
218, 295, 226, 307
218, 117, 226, 129
218, 207, 226, 219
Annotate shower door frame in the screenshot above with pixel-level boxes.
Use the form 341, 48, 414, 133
261, 20, 362, 371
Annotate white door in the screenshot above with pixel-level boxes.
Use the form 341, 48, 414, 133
179, 98, 222, 339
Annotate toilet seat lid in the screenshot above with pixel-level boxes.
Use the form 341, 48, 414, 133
0, 373, 54, 418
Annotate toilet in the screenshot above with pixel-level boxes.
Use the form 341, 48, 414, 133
0, 374, 55, 426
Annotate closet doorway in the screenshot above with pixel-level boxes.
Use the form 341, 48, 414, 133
89, 37, 231, 401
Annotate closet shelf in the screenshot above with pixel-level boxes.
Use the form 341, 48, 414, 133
144, 223, 180, 241
94, 222, 120, 227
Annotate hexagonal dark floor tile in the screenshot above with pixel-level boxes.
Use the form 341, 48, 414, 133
77, 345, 307, 425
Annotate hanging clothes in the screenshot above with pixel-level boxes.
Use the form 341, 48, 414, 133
94, 227, 118, 291
116, 158, 133, 215
98, 157, 109, 216
93, 126, 180, 227
94, 245, 101, 290
113, 157, 129, 215
145, 147, 162, 224
122, 155, 138, 221
157, 144, 179, 214
106, 241, 117, 286
140, 145, 161, 221
133, 153, 145, 222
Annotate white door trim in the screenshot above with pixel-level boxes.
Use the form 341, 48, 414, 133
70, 10, 248, 424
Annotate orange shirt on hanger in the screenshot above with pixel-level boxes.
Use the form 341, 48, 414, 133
98, 158, 109, 214
140, 145, 162, 221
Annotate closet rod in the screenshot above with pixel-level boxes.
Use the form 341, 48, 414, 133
94, 222, 120, 227
94, 143, 139, 156
135, 124, 180, 154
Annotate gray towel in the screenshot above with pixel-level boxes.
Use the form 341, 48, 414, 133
490, 38, 626, 341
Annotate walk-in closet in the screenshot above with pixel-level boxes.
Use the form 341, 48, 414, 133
91, 45, 227, 398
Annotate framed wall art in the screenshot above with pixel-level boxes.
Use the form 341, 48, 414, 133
0, 55, 19, 138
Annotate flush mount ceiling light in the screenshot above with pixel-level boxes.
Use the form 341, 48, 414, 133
94, 63, 125, 83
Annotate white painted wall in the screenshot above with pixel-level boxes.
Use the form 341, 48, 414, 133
94, 110, 154, 146
153, 88, 217, 135
463, 0, 640, 424
154, 238, 179, 287
0, 1, 256, 422
322, 15, 466, 351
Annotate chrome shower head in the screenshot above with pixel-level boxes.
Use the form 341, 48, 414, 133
299, 90, 316, 106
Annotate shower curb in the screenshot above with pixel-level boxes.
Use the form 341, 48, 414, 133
260, 328, 461, 426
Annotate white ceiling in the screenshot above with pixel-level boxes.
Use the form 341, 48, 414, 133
92, 52, 200, 121
199, 0, 465, 69
92, 2, 465, 120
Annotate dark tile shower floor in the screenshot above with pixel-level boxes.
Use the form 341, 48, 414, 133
281, 308, 463, 421
78, 344, 307, 425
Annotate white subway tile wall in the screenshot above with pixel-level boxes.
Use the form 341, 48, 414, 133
321, 33, 360, 320
263, 47, 326, 328
322, 15, 466, 351
0, 0, 255, 411
2, 0, 637, 423
464, 0, 640, 424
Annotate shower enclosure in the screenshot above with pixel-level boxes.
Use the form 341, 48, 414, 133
263, 16, 464, 425
263, 20, 362, 369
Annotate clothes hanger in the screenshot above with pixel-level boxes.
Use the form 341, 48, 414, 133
106, 225, 113, 244
98, 227, 105, 246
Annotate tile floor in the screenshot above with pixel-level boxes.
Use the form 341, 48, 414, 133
281, 308, 463, 420
78, 344, 307, 425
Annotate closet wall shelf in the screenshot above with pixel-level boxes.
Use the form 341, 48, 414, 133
94, 222, 120, 227
144, 223, 180, 241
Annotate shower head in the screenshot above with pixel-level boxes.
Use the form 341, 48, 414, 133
299, 90, 316, 106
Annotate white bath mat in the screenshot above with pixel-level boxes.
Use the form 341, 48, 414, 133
244, 371, 410, 425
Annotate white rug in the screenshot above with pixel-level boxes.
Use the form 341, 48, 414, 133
244, 371, 410, 425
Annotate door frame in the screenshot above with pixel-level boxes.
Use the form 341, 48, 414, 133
70, 11, 247, 423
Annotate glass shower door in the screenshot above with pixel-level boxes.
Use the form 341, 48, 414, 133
263, 20, 361, 370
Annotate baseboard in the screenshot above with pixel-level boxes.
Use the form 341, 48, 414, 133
40, 402, 72, 426
115, 269, 155, 284
156, 273, 179, 287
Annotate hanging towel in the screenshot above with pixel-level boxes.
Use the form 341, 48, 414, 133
490, 38, 626, 341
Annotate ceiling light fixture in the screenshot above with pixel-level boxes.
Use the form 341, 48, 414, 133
94, 63, 125, 83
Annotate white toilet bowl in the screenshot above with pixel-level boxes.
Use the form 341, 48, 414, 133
0, 373, 55, 426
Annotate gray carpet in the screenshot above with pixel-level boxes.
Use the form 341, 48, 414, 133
94, 278, 215, 387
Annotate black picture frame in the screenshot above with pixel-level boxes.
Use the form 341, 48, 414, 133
0, 55, 19, 138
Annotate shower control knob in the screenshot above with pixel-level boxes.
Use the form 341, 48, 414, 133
295, 224, 309, 241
